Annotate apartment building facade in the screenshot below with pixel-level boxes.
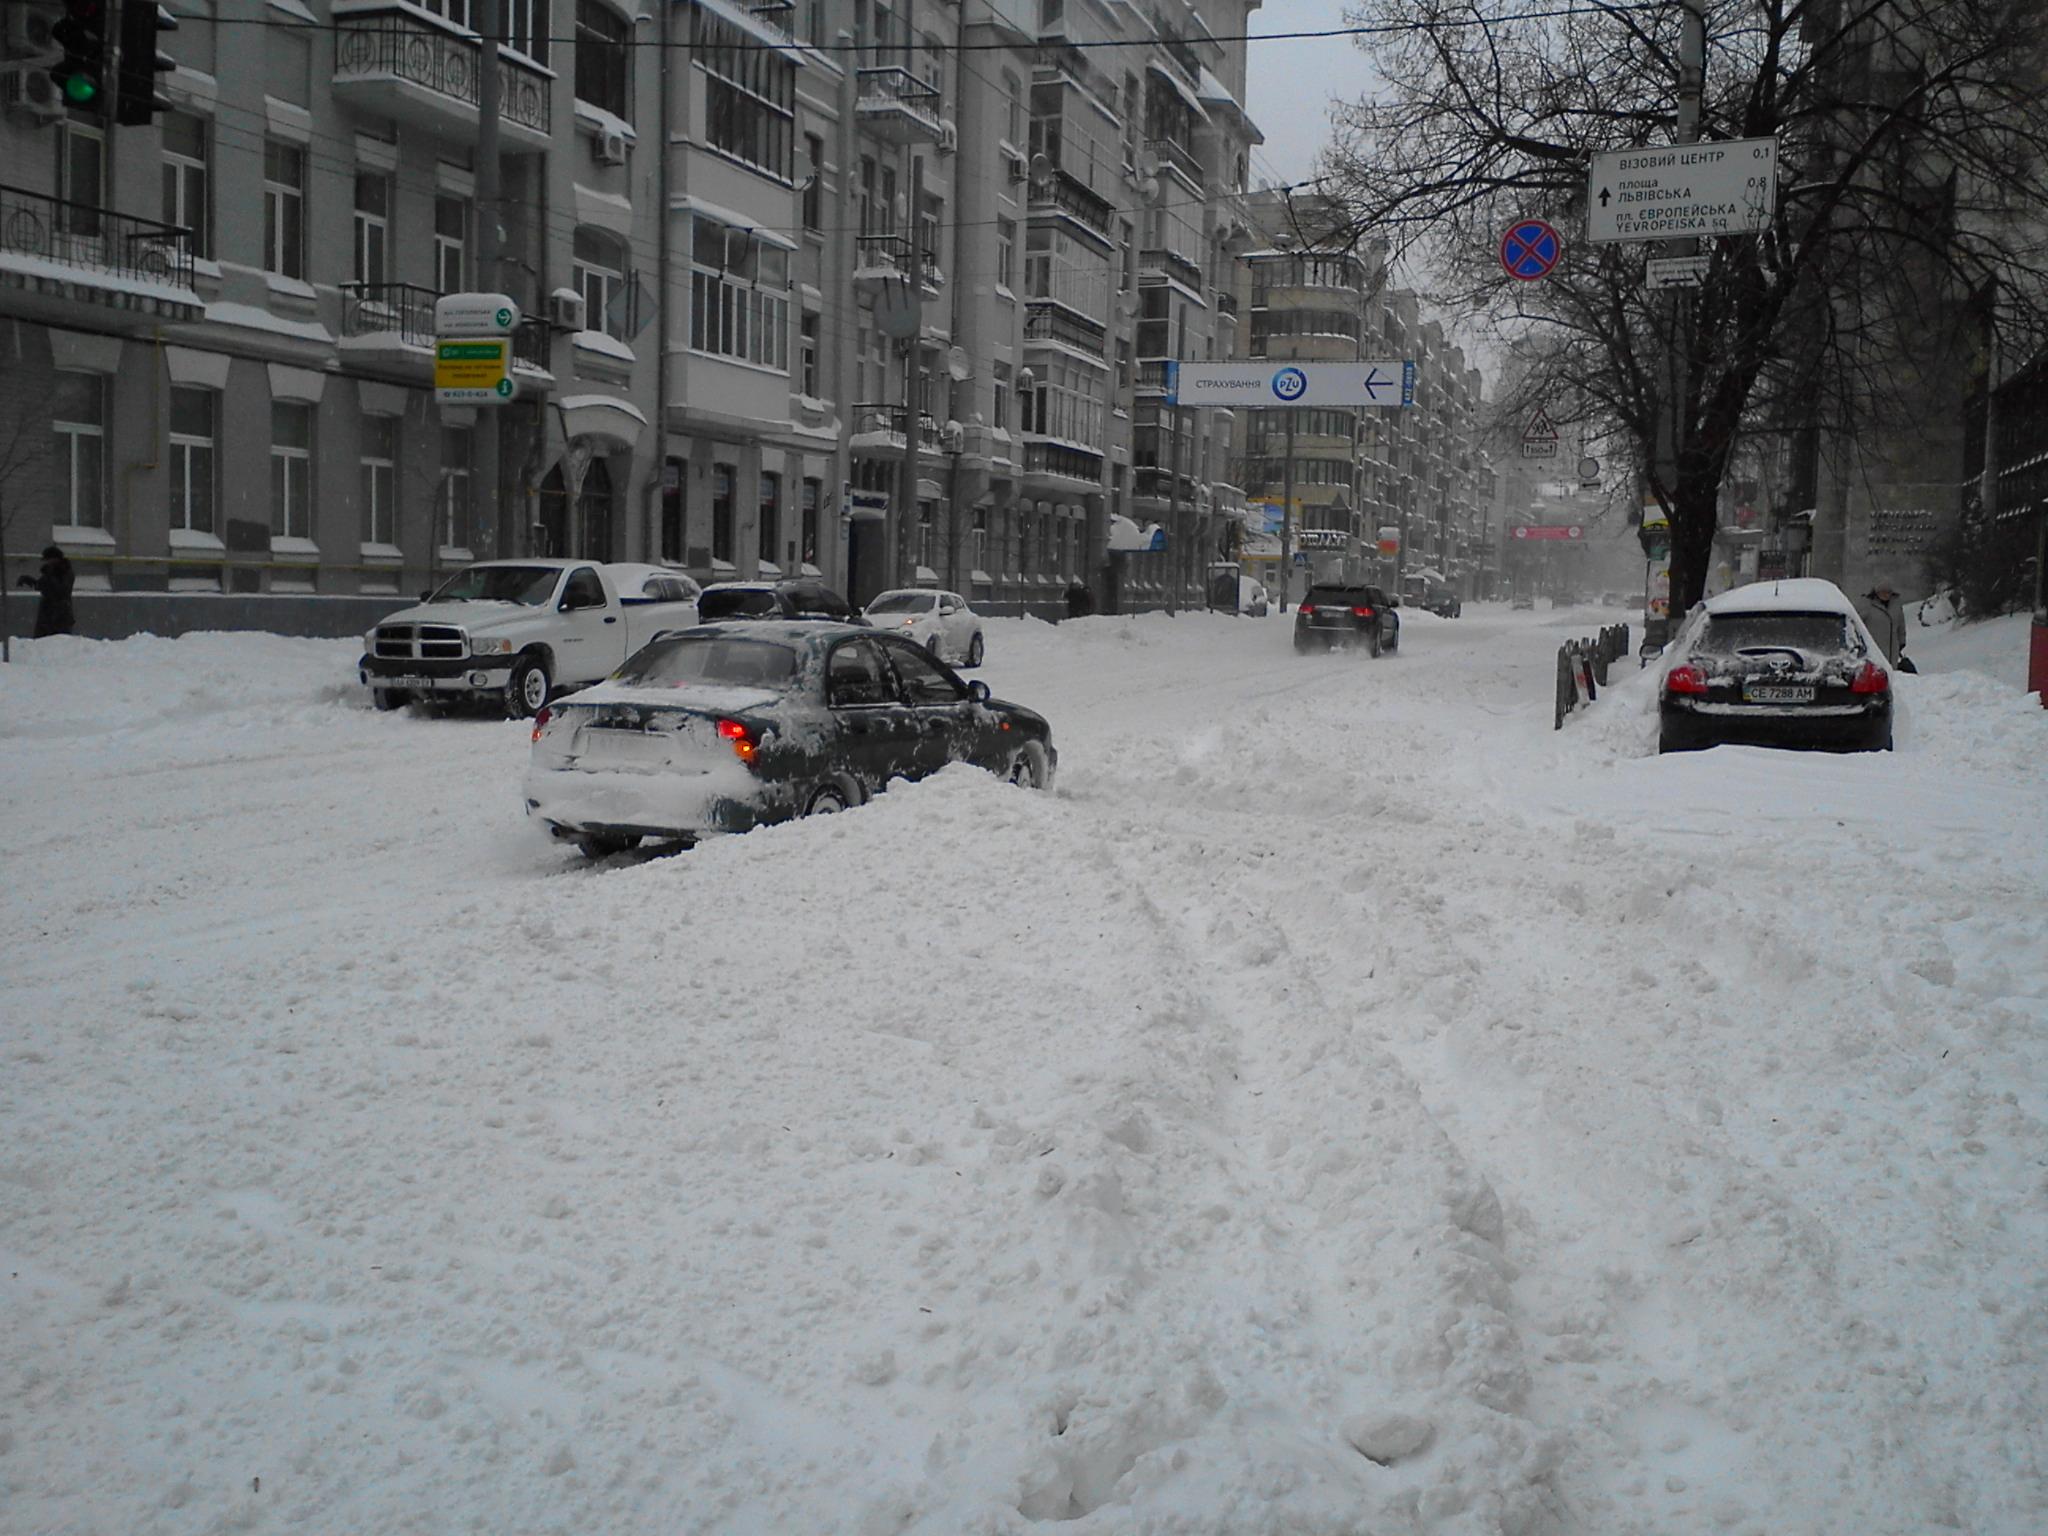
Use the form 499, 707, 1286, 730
0, 0, 1267, 634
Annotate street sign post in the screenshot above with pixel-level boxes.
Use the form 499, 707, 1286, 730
1500, 218, 1562, 282
435, 339, 515, 405
1520, 407, 1561, 460
1168, 360, 1415, 409
1588, 136, 1777, 244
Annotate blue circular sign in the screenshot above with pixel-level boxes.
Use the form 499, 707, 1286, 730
1271, 367, 1308, 401
1500, 219, 1562, 282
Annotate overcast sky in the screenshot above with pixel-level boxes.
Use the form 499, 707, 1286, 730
1244, 2, 1373, 189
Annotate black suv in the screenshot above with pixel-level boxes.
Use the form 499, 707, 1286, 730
1294, 584, 1401, 656
697, 580, 866, 624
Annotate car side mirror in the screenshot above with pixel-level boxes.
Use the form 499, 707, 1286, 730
967, 680, 991, 703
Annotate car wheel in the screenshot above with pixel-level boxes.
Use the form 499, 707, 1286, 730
506, 655, 551, 719
805, 783, 850, 816
1366, 628, 1382, 658
966, 633, 984, 668
575, 832, 640, 859
1006, 740, 1049, 789
372, 687, 409, 711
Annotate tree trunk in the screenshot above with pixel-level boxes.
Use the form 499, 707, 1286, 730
1667, 482, 1720, 622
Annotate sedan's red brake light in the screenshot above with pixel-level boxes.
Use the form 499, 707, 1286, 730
716, 717, 758, 766
1298, 603, 1316, 616
531, 706, 551, 743
1352, 605, 1376, 618
1850, 661, 1890, 695
1665, 664, 1709, 697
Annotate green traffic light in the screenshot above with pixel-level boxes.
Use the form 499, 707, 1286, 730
61, 74, 98, 104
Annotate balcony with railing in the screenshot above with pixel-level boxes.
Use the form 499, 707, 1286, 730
333, 5, 554, 149
0, 183, 198, 316
1140, 247, 1205, 292
1132, 465, 1200, 503
1023, 301, 1107, 355
1021, 440, 1105, 484
856, 66, 946, 144
1028, 169, 1114, 245
1135, 358, 1176, 397
1214, 289, 1239, 319
850, 403, 944, 452
341, 282, 551, 376
1144, 136, 1203, 189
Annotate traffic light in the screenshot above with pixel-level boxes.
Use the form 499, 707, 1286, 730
115, 0, 177, 126
48, 0, 110, 112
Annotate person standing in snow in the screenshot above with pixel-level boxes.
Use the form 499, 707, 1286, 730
1855, 580, 1903, 666
18, 544, 76, 638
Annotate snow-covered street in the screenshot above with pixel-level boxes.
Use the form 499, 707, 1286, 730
4, 606, 2045, 1535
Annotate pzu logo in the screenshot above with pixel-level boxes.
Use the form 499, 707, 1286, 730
1270, 367, 1308, 402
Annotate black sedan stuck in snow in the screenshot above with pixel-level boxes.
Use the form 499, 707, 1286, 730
525, 622, 1056, 856
1294, 584, 1401, 656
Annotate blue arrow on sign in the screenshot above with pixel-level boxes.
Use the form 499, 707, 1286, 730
1362, 366, 1389, 401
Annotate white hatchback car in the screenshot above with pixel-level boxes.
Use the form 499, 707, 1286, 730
862, 588, 985, 667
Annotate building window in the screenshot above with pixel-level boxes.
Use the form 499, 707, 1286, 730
434, 196, 467, 292
799, 312, 820, 396
440, 428, 472, 550
972, 505, 987, 572
55, 120, 103, 241
573, 227, 632, 341
992, 361, 1012, 435
505, 0, 549, 66
263, 139, 305, 280
690, 222, 790, 371
160, 110, 210, 260
353, 173, 390, 288
758, 471, 780, 567
577, 458, 614, 558
694, 5, 795, 178
996, 218, 1015, 292
168, 387, 215, 534
1003, 70, 1023, 144
1021, 357, 1105, 448
802, 133, 824, 230
52, 371, 105, 530
574, 0, 631, 119
270, 402, 312, 539
661, 456, 685, 562
361, 415, 397, 546
801, 476, 820, 564
712, 463, 736, 563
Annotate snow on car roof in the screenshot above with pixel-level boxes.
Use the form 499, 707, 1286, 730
1701, 577, 1858, 616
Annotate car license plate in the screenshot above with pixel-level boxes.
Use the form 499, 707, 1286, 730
1745, 684, 1814, 703
391, 675, 435, 690
580, 729, 666, 768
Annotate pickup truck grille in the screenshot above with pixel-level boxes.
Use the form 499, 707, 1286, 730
373, 624, 467, 661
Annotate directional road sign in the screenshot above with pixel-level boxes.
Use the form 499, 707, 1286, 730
1588, 136, 1777, 244
434, 292, 520, 336
1500, 218, 1562, 281
1647, 255, 1712, 289
1168, 360, 1415, 408
1512, 524, 1584, 541
435, 338, 515, 405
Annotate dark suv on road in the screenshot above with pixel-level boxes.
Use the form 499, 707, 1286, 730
1294, 584, 1401, 656
697, 580, 865, 625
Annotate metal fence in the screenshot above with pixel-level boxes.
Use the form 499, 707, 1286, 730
1555, 623, 1630, 729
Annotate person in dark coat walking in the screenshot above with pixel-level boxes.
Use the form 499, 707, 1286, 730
1064, 578, 1095, 619
19, 545, 76, 638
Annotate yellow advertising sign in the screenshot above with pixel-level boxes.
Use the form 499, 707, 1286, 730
435, 338, 515, 404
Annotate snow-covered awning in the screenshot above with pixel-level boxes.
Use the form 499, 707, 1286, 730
1146, 62, 1209, 123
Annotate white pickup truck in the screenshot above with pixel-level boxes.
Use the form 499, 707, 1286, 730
358, 560, 701, 717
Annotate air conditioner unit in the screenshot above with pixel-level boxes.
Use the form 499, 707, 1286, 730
941, 420, 965, 453
549, 288, 587, 332
937, 119, 958, 156
4, 3, 58, 59
1003, 149, 1027, 185
594, 127, 629, 166
0, 65, 65, 123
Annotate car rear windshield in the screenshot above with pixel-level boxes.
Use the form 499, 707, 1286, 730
1695, 611, 1854, 658
697, 588, 782, 620
427, 565, 559, 605
612, 636, 800, 689
1305, 587, 1371, 604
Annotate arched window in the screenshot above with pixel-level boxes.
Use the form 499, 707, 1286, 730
577, 458, 615, 559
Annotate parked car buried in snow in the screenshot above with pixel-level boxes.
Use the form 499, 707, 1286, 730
1657, 578, 1894, 754
360, 560, 701, 717
524, 622, 1057, 858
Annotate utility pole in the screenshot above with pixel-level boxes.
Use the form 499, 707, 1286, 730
1652, 0, 1706, 614
896, 154, 926, 589
477, 0, 506, 556
1166, 303, 1186, 614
